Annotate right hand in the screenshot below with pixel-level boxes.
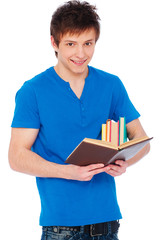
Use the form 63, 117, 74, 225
65, 163, 107, 181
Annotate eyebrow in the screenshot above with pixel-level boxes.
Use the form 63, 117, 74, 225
64, 39, 95, 43
85, 39, 95, 42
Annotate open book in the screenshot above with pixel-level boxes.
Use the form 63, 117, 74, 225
65, 136, 152, 166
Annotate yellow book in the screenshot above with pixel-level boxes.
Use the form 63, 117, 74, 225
101, 124, 106, 141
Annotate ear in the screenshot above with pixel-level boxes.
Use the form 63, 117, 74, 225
51, 36, 59, 52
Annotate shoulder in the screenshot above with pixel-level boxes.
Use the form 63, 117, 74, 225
17, 67, 54, 96
89, 66, 122, 88
89, 66, 120, 83
26, 67, 54, 88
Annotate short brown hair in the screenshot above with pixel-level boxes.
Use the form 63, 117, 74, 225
50, 0, 100, 56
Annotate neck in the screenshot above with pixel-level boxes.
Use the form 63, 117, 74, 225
54, 64, 88, 99
54, 64, 88, 84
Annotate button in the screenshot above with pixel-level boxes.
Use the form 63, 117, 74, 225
53, 227, 58, 233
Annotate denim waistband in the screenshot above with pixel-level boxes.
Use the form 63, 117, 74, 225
42, 220, 120, 237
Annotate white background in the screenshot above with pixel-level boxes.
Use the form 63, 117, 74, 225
0, 0, 160, 239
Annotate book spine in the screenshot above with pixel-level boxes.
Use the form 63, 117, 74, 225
106, 119, 111, 142
109, 121, 112, 142
102, 124, 106, 141
123, 117, 127, 143
117, 120, 119, 146
119, 117, 121, 145
119, 117, 127, 145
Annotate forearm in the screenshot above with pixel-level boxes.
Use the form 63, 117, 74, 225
9, 147, 67, 178
126, 119, 150, 166
126, 142, 150, 167
9, 147, 108, 181
8, 128, 108, 181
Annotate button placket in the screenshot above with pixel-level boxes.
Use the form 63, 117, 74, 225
80, 100, 86, 126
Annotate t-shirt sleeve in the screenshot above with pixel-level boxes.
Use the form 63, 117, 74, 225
110, 77, 140, 124
11, 81, 40, 129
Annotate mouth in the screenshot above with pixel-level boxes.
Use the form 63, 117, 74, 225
70, 59, 87, 66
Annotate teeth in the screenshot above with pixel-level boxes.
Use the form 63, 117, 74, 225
72, 60, 86, 64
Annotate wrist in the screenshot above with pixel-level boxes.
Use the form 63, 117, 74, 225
53, 163, 71, 179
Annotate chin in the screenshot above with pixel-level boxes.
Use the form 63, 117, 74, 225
70, 64, 89, 75
72, 69, 86, 75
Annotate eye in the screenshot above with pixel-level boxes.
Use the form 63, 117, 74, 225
67, 43, 74, 47
85, 42, 92, 46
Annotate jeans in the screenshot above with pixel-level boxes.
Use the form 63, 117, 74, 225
41, 224, 119, 240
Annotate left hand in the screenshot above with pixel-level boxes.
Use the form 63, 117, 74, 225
105, 160, 128, 177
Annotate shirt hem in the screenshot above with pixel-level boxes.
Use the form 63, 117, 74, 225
11, 121, 40, 129
39, 214, 122, 227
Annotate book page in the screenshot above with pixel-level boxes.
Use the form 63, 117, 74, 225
84, 138, 118, 150
119, 136, 151, 149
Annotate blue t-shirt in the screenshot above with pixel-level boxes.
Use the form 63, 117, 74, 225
11, 66, 140, 226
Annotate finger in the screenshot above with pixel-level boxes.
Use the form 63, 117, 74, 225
105, 164, 126, 175
105, 169, 121, 177
106, 164, 122, 173
106, 165, 125, 175
86, 163, 105, 172
90, 166, 108, 175
115, 160, 127, 167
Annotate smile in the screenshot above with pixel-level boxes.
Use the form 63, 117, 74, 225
70, 59, 87, 66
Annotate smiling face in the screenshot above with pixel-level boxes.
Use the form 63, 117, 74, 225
51, 28, 96, 79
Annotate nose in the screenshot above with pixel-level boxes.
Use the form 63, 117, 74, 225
76, 45, 85, 59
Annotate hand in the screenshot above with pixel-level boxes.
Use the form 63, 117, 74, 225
65, 163, 106, 181
105, 160, 128, 177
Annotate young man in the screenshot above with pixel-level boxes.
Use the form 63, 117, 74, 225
9, 1, 150, 239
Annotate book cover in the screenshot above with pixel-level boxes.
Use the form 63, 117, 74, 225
65, 136, 152, 166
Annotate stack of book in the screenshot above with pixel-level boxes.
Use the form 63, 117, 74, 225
66, 117, 152, 166
101, 117, 127, 146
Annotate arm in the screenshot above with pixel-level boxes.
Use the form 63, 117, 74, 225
8, 128, 106, 181
105, 118, 150, 177
125, 118, 150, 166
